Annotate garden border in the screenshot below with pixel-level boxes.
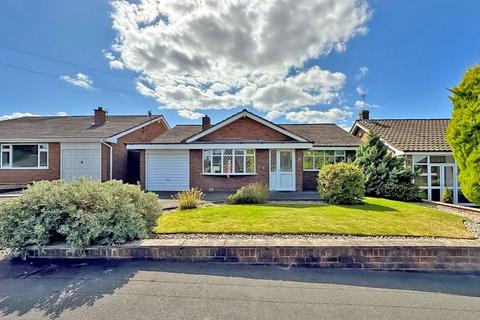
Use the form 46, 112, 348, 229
25, 238, 480, 273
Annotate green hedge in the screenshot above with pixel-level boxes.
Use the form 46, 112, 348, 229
0, 179, 162, 254
226, 183, 269, 204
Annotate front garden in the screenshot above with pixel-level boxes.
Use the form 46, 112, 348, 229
155, 197, 472, 238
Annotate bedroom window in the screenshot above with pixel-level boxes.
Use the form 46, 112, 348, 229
203, 149, 255, 175
0, 144, 48, 168
303, 150, 346, 171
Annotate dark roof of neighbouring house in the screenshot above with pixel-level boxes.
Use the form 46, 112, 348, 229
150, 123, 361, 147
0, 115, 163, 140
354, 119, 451, 152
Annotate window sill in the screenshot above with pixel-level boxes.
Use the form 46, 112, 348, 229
303, 169, 320, 172
0, 167, 49, 170
202, 173, 257, 176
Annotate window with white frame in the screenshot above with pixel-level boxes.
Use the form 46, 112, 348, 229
203, 149, 255, 174
0, 144, 48, 168
303, 150, 346, 171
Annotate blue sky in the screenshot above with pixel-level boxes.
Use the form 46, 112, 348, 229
0, 0, 479, 128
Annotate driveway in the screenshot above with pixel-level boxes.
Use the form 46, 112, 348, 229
1, 257, 480, 319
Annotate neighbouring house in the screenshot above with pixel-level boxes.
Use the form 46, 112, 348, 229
0, 107, 169, 186
350, 110, 469, 205
127, 109, 361, 192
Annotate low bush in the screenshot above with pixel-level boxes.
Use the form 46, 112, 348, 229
174, 188, 204, 209
318, 163, 365, 205
226, 183, 269, 204
442, 188, 453, 204
0, 179, 162, 254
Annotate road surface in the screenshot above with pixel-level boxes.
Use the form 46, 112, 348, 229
1, 257, 480, 319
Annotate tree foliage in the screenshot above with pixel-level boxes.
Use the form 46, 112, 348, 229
354, 134, 420, 201
447, 65, 480, 205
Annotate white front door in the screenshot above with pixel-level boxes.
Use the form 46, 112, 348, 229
269, 149, 296, 191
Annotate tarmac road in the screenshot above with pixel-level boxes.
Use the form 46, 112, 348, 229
1, 257, 480, 320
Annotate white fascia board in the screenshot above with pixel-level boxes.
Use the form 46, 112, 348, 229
309, 146, 359, 151
127, 142, 313, 150
185, 111, 309, 143
403, 151, 453, 156
105, 116, 169, 143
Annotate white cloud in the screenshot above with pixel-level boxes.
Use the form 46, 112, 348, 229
104, 50, 125, 69
356, 85, 367, 96
109, 0, 370, 115
177, 109, 204, 119
61, 73, 94, 89
356, 66, 368, 80
285, 107, 353, 124
354, 100, 378, 109
0, 111, 68, 121
0, 112, 36, 121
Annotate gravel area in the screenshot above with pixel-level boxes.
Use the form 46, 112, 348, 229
155, 232, 472, 241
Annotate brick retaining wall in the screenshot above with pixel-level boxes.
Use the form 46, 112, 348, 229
25, 239, 480, 272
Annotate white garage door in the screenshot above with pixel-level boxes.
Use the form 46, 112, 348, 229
61, 145, 101, 181
146, 150, 189, 191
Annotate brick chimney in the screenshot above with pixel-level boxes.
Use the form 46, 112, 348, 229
202, 115, 211, 131
93, 107, 107, 125
359, 109, 370, 121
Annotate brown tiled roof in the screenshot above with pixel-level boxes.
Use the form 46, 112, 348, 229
280, 124, 361, 147
151, 123, 361, 147
150, 125, 202, 143
0, 115, 162, 140
356, 119, 451, 152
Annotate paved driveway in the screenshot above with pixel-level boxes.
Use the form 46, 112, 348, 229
1, 257, 480, 319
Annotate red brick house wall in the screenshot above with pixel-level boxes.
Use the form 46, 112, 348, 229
199, 117, 294, 142
0, 142, 61, 185
108, 119, 169, 182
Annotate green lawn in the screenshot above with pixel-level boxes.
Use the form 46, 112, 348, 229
155, 197, 473, 239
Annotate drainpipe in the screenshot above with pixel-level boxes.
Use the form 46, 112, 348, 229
101, 140, 113, 180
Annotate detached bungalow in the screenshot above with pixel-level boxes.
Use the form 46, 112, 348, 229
0, 107, 169, 186
127, 109, 360, 192
350, 110, 469, 205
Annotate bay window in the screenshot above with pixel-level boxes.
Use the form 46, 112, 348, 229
0, 144, 48, 168
203, 149, 255, 174
303, 150, 346, 171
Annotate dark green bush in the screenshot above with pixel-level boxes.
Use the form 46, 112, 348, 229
355, 133, 420, 202
442, 188, 453, 204
226, 183, 269, 204
317, 163, 365, 205
0, 179, 162, 254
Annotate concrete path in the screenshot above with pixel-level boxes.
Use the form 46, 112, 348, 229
1, 258, 480, 320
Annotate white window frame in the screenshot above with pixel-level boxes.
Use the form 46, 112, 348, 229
202, 149, 256, 175
303, 150, 346, 171
0, 143, 49, 169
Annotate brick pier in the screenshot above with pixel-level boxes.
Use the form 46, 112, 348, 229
25, 238, 480, 272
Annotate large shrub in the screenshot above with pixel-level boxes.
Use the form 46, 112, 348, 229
447, 65, 480, 205
0, 179, 162, 254
226, 183, 269, 204
317, 163, 365, 205
174, 188, 204, 210
354, 133, 420, 201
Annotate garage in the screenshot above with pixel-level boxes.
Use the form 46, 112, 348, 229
146, 150, 189, 191
61, 143, 101, 181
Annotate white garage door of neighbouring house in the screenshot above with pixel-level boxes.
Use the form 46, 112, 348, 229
146, 150, 189, 191
61, 143, 101, 181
